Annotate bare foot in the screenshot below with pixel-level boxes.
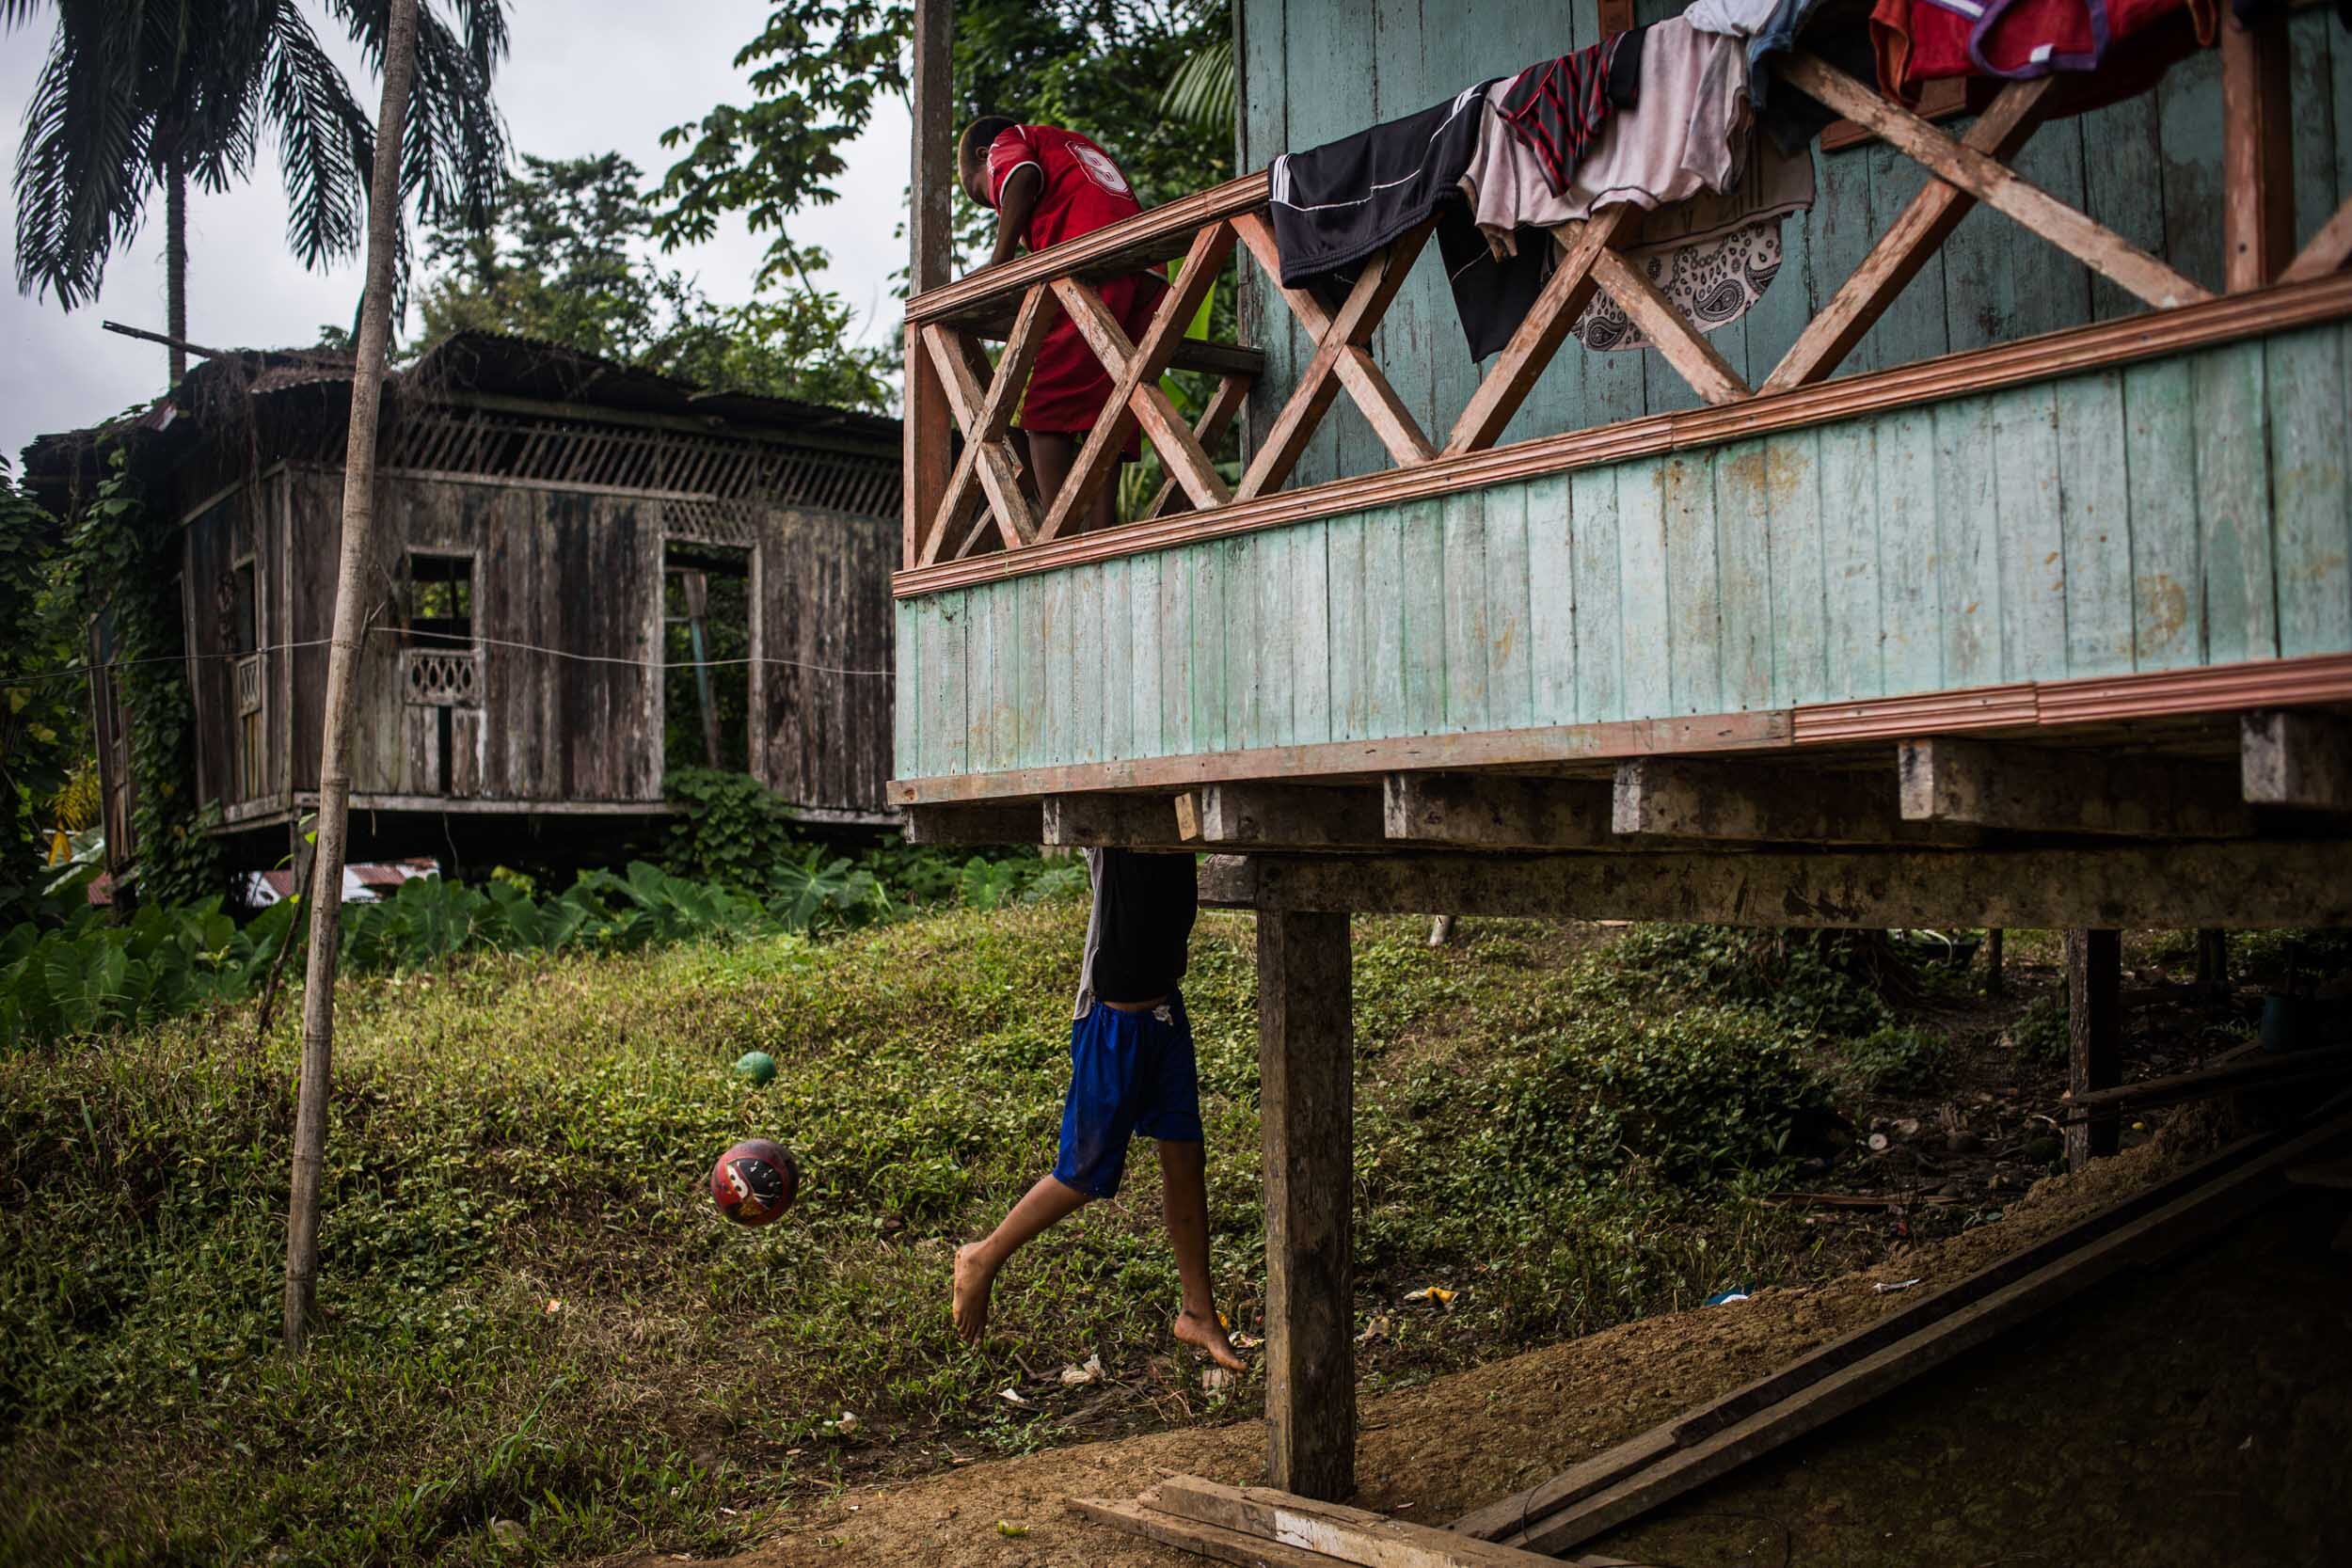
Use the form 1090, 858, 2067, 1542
1173, 1308, 1248, 1371
952, 1243, 997, 1345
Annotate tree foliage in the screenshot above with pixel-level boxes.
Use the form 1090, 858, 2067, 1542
418, 150, 895, 411
6, 0, 508, 310
654, 0, 1235, 289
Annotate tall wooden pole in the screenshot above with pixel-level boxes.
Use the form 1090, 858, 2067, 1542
903, 0, 954, 572
2065, 928, 2122, 1173
1257, 910, 1356, 1499
282, 0, 420, 1354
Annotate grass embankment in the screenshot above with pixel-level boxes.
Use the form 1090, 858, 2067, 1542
0, 909, 2077, 1567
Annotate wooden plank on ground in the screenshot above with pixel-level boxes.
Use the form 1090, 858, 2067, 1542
1503, 1107, 2352, 1555
1898, 737, 2253, 837
1152, 1475, 1565, 1567
1219, 840, 2352, 927
1070, 1496, 1337, 1568
2242, 709, 2352, 809
1454, 1109, 2337, 1541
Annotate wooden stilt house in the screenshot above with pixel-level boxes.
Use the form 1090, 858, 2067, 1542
28, 332, 902, 875
894, 0, 2352, 1512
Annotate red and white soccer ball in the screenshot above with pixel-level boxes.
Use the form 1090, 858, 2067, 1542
710, 1138, 800, 1227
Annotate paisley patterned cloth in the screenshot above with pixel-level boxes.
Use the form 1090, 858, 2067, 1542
1572, 216, 1785, 353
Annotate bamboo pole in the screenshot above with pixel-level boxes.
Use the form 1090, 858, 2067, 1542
282, 0, 420, 1354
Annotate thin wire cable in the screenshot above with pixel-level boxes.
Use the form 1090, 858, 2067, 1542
0, 622, 895, 690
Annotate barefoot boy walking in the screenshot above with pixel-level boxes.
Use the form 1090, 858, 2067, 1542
952, 848, 1246, 1371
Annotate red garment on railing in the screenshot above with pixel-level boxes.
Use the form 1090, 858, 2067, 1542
983, 124, 1168, 437
1870, 0, 2215, 104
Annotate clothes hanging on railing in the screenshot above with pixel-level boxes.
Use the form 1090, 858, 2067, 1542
1493, 32, 1645, 196
1869, 0, 2217, 107
1570, 123, 1816, 352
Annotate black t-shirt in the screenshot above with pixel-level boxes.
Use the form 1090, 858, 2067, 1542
1080, 848, 1198, 1007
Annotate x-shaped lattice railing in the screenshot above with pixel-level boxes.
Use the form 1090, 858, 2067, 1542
907, 47, 2352, 572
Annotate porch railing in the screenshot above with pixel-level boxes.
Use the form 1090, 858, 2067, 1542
899, 42, 2352, 591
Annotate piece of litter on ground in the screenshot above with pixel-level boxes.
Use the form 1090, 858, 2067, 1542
1872, 1277, 1924, 1294
543, 1297, 563, 1315
1200, 1366, 1235, 1392
1403, 1285, 1458, 1307
1357, 1313, 1392, 1344
833, 1411, 860, 1434
998, 1386, 1029, 1406
994, 1520, 1028, 1538
1705, 1288, 1752, 1307
1058, 1353, 1105, 1386
1232, 1332, 1263, 1350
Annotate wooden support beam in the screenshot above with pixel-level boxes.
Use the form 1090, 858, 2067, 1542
1152, 1476, 1561, 1567
2065, 928, 2123, 1170
1775, 53, 2210, 311
1258, 910, 1356, 1500
1382, 772, 1615, 849
2195, 928, 2230, 999
1588, 248, 1752, 405
1499, 1105, 2352, 1555
2220, 6, 2296, 293
1180, 784, 1387, 847
2064, 1043, 2352, 1120
1041, 793, 1182, 847
903, 0, 956, 571
1763, 78, 2053, 393
1150, 372, 1253, 519
1231, 212, 1438, 475
1898, 736, 2253, 837
1206, 840, 2352, 927
2242, 709, 2352, 809
2280, 189, 2352, 285
901, 800, 1040, 846
921, 300, 1047, 562
1613, 757, 1946, 845
1983, 927, 2006, 997
1235, 220, 1436, 499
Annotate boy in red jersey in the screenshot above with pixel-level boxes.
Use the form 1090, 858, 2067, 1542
959, 117, 1167, 535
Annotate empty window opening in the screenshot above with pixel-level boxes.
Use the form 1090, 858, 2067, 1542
663, 544, 752, 776
405, 553, 474, 647
231, 559, 260, 655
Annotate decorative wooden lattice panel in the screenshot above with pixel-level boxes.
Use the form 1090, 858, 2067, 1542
401, 647, 483, 707
234, 654, 264, 717
661, 498, 766, 548
384, 404, 901, 516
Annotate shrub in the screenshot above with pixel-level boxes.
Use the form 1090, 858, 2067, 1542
1834, 1023, 1954, 1095
1609, 925, 1894, 1039
2007, 990, 2070, 1067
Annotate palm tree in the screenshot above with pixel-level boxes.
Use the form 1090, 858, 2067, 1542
5, 0, 509, 385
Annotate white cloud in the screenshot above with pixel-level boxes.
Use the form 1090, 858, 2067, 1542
1, 3, 911, 470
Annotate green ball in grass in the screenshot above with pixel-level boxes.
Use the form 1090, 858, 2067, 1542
733, 1051, 777, 1086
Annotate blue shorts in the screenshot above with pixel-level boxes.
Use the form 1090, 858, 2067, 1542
1052, 992, 1203, 1199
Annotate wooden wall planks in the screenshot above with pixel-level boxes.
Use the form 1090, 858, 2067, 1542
900, 320, 2352, 781
1231, 0, 2352, 495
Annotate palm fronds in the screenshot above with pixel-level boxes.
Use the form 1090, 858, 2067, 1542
1157, 35, 1234, 136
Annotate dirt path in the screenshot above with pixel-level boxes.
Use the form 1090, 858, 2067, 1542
605, 1137, 2195, 1568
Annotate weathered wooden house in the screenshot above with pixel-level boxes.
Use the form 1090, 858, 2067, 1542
893, 0, 2352, 1527
29, 331, 901, 873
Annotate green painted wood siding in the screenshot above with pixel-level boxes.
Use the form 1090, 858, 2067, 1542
1235, 1, 2352, 488
897, 320, 2352, 779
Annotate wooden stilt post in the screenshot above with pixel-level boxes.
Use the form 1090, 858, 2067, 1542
2065, 928, 2122, 1172
1256, 910, 1355, 1500
2196, 928, 2230, 1000
282, 0, 420, 1354
904, 0, 955, 572
1983, 927, 2005, 998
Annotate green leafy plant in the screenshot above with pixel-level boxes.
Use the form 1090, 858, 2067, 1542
2008, 990, 2071, 1067
1835, 1023, 1955, 1095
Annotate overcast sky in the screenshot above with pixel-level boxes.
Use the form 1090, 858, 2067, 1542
1, 3, 913, 472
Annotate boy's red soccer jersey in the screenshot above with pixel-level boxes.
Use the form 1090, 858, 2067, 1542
983, 124, 1167, 436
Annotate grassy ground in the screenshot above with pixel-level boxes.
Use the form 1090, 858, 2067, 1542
0, 905, 2287, 1567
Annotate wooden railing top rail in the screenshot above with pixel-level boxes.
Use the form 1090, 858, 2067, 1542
898, 39, 2352, 592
